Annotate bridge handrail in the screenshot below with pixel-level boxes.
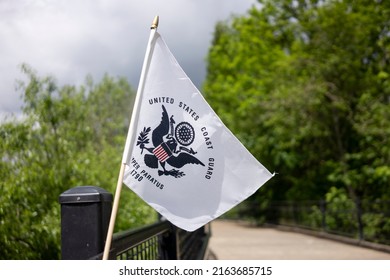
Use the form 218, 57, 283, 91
227, 199, 390, 246
59, 186, 210, 260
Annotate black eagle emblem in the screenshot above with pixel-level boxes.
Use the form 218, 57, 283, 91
136, 105, 204, 178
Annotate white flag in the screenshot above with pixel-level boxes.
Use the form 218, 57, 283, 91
122, 31, 273, 231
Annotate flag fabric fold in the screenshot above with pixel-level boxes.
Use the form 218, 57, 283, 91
122, 31, 273, 231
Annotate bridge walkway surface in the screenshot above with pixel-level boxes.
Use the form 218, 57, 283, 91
207, 220, 390, 260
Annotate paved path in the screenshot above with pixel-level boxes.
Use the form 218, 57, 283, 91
207, 220, 390, 260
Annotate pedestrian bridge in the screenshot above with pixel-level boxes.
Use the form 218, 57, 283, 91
207, 220, 390, 260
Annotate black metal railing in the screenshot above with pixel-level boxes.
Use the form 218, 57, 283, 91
107, 221, 171, 260
228, 199, 390, 246
266, 200, 390, 245
59, 186, 211, 260
100, 221, 210, 260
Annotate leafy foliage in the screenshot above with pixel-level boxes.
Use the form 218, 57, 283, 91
204, 0, 390, 203
0, 65, 156, 259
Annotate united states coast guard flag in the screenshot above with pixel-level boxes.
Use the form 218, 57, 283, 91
122, 24, 274, 232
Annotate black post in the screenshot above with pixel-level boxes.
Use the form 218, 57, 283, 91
355, 199, 364, 241
59, 186, 113, 259
160, 224, 180, 260
292, 202, 299, 226
320, 199, 327, 231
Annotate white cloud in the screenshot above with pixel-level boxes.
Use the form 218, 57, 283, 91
0, 0, 258, 117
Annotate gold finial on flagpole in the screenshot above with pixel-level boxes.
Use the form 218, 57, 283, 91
151, 15, 159, 29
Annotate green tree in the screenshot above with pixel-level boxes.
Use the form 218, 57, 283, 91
0, 65, 155, 259
204, 0, 390, 204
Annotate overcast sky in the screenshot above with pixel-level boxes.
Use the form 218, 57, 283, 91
0, 0, 258, 118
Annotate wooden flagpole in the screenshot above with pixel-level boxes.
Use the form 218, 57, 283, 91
102, 16, 159, 260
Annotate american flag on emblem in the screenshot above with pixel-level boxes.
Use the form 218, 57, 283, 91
153, 142, 172, 162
